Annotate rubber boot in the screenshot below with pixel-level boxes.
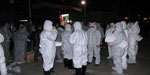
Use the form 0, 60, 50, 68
50, 67, 54, 73
82, 65, 87, 75
68, 59, 74, 69
44, 69, 50, 75
75, 68, 82, 75
63, 58, 68, 68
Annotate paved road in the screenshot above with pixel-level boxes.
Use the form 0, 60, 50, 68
8, 38, 150, 75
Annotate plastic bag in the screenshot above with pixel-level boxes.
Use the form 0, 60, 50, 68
12, 66, 21, 73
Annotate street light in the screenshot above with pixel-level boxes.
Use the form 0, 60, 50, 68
81, 0, 86, 25
81, 0, 86, 5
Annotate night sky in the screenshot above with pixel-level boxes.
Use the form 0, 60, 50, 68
0, 0, 150, 16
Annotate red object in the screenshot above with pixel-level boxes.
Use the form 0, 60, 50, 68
93, 22, 96, 24
112, 30, 115, 34
59, 14, 62, 21
90, 22, 96, 24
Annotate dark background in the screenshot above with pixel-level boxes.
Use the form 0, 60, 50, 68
1, 0, 149, 15
0, 0, 150, 27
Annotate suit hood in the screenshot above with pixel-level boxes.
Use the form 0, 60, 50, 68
43, 20, 53, 31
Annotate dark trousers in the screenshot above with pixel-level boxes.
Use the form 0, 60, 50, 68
34, 47, 39, 62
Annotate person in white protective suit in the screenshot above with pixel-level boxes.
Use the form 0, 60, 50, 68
96, 23, 104, 44
81, 22, 88, 31
105, 23, 115, 59
70, 21, 88, 75
105, 24, 110, 32
87, 23, 101, 65
0, 23, 12, 58
13, 24, 29, 64
120, 21, 129, 69
105, 22, 128, 75
0, 33, 7, 75
39, 20, 57, 75
55, 25, 64, 63
61, 24, 74, 69
128, 21, 143, 64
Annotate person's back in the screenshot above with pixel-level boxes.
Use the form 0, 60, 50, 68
56, 27, 64, 42
128, 21, 143, 64
73, 30, 87, 46
61, 24, 73, 69
12, 24, 29, 64
70, 21, 88, 75
55, 26, 64, 63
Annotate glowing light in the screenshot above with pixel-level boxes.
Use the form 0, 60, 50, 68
81, 0, 86, 5
59, 14, 62, 20
144, 17, 147, 20
59, 14, 70, 26
19, 20, 28, 22
124, 17, 128, 20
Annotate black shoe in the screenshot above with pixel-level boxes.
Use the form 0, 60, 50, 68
82, 65, 87, 75
75, 68, 82, 75
87, 62, 91, 64
44, 70, 50, 75
68, 59, 74, 69
95, 64, 99, 66
93, 57, 96, 60
50, 67, 54, 73
63, 58, 68, 68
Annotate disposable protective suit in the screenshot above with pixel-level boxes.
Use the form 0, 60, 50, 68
128, 21, 143, 64
61, 24, 73, 69
70, 21, 88, 75
39, 20, 57, 74
121, 21, 129, 69
0, 23, 12, 57
0, 33, 7, 75
87, 24, 101, 65
105, 22, 128, 74
96, 23, 104, 44
13, 24, 29, 64
56, 26, 64, 63
105, 23, 115, 59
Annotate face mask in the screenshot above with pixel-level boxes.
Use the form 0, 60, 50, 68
90, 26, 94, 28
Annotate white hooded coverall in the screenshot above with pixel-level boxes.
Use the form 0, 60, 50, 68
56, 27, 64, 63
128, 21, 143, 63
13, 24, 29, 63
105, 23, 115, 59
105, 22, 128, 74
96, 23, 104, 42
61, 24, 73, 60
0, 23, 12, 57
121, 21, 129, 69
70, 21, 88, 68
0, 33, 7, 75
39, 20, 57, 71
87, 24, 101, 64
